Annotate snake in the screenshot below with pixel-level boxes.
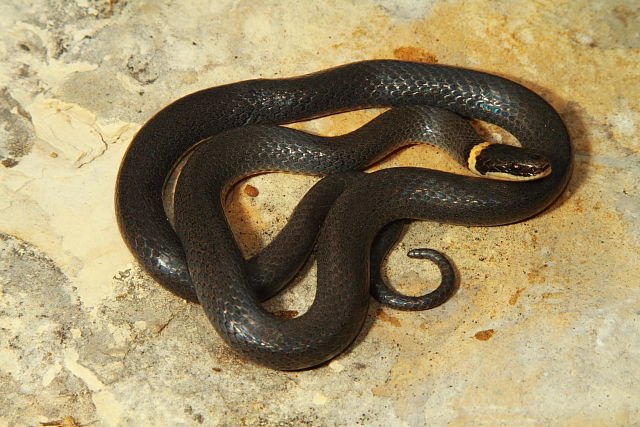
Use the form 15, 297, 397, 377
115, 60, 572, 370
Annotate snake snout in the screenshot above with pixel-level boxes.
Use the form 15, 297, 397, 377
469, 143, 551, 181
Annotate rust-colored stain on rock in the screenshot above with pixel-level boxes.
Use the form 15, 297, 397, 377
474, 329, 496, 341
527, 265, 548, 285
392, 46, 438, 63
376, 308, 402, 327
244, 184, 259, 197
272, 310, 299, 319
508, 288, 525, 305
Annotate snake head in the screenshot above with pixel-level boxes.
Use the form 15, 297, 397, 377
468, 142, 551, 181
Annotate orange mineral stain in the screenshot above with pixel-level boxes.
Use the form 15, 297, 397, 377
474, 329, 496, 341
508, 288, 525, 305
376, 308, 402, 327
244, 184, 259, 197
392, 46, 438, 63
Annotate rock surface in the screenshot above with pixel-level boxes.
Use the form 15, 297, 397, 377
1, 0, 638, 425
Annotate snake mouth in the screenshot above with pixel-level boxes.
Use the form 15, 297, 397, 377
468, 142, 552, 181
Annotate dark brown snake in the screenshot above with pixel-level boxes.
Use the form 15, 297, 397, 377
115, 60, 572, 370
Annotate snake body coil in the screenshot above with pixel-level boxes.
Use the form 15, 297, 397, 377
115, 60, 572, 370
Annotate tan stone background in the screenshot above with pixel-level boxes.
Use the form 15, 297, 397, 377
1, 1, 638, 425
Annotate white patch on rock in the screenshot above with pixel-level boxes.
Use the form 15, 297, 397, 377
27, 96, 135, 167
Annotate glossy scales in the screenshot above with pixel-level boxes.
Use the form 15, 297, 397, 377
115, 60, 572, 370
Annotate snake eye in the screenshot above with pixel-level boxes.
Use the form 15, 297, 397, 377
470, 143, 551, 181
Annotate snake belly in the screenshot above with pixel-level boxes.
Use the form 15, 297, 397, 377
115, 60, 572, 370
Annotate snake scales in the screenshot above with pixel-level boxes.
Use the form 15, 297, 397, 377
115, 60, 572, 370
